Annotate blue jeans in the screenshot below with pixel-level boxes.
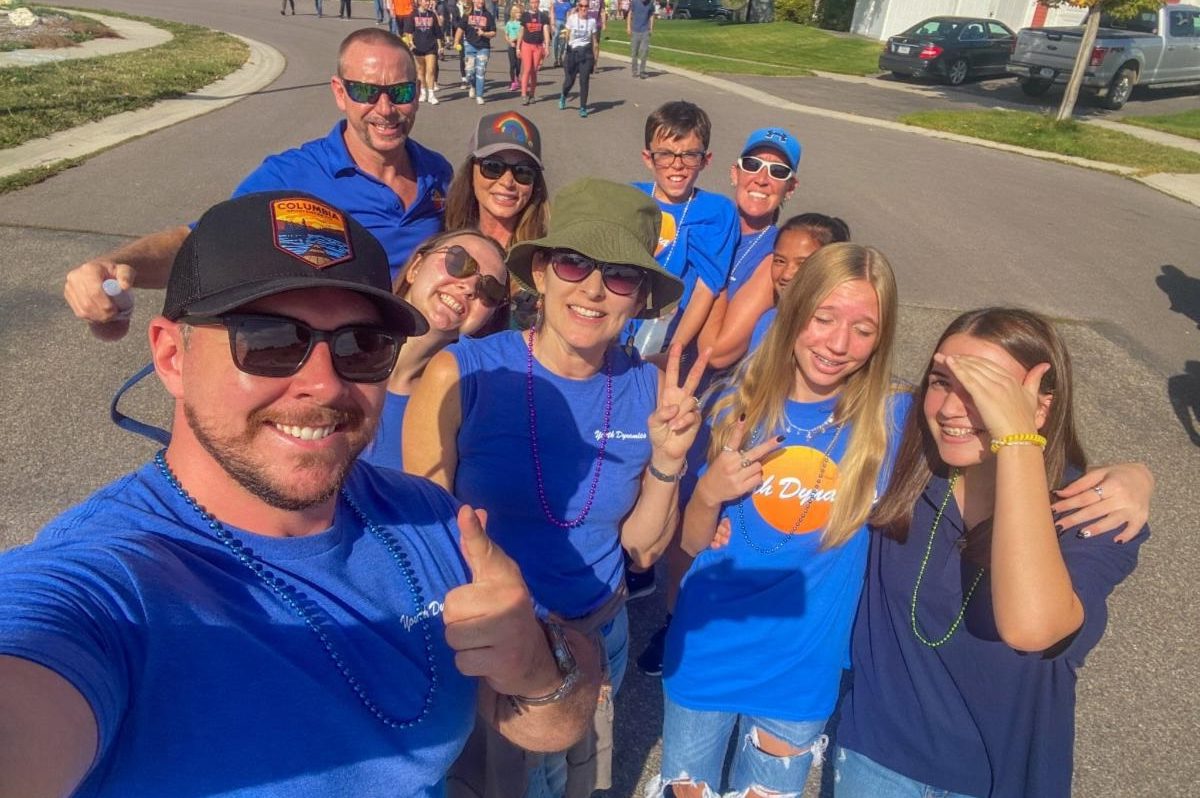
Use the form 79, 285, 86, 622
314, 0, 322, 16
463, 42, 490, 99
834, 747, 980, 798
525, 607, 629, 798
373, 0, 387, 21
656, 696, 828, 795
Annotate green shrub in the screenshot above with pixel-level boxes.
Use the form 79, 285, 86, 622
817, 0, 854, 31
775, 0, 815, 24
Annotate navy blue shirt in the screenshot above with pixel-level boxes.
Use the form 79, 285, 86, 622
838, 473, 1145, 797
234, 122, 453, 281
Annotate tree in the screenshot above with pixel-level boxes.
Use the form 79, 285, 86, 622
1038, 0, 1164, 121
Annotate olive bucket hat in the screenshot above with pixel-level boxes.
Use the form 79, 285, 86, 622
507, 178, 684, 319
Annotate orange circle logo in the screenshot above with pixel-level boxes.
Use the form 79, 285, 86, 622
751, 445, 841, 535
655, 211, 677, 257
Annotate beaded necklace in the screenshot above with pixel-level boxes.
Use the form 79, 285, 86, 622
526, 329, 614, 529
153, 450, 437, 728
735, 420, 844, 555
909, 469, 985, 648
656, 188, 694, 274
729, 226, 771, 286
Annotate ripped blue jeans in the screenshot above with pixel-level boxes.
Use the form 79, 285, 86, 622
463, 42, 490, 99
652, 695, 828, 797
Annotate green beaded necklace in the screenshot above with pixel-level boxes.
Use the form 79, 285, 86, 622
910, 469, 985, 648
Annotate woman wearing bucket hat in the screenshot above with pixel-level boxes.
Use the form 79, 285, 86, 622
407, 178, 708, 798
444, 110, 549, 330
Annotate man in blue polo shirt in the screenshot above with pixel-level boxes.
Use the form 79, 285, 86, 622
63, 28, 453, 341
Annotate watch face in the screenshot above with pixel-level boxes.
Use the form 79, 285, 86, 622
547, 622, 577, 672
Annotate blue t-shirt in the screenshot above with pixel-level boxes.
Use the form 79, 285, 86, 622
450, 331, 658, 618
626, 184, 738, 351
0, 461, 474, 797
233, 122, 453, 281
629, 0, 654, 31
554, 0, 573, 24
725, 224, 777, 302
361, 390, 411, 472
664, 391, 911, 722
838, 472, 1145, 798
748, 306, 776, 354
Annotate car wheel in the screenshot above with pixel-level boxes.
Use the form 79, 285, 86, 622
675, 8, 689, 18
1020, 77, 1052, 97
1101, 66, 1136, 110
945, 58, 969, 86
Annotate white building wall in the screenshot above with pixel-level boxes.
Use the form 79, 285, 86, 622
852, 0, 1088, 40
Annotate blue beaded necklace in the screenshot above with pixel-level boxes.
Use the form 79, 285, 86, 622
153, 450, 438, 729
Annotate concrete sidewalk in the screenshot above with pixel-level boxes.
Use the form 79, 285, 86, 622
0, 10, 172, 67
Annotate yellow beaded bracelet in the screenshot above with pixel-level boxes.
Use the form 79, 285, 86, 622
989, 432, 1047, 454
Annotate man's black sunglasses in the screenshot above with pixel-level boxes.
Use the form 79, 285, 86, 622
476, 157, 541, 186
180, 313, 404, 383
431, 245, 509, 308
339, 78, 418, 105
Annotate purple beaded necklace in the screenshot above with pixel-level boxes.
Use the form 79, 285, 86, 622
525, 328, 614, 529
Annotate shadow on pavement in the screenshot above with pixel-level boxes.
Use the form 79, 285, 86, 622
1157, 265, 1200, 447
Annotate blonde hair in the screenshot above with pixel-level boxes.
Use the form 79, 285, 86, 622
708, 242, 899, 549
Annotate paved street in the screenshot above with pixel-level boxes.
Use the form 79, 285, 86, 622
1, 2, 1197, 795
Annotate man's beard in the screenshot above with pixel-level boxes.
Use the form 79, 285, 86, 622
184, 402, 374, 512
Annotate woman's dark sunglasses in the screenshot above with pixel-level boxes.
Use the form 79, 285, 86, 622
738, 155, 794, 181
549, 251, 646, 297
432, 245, 508, 307
476, 157, 541, 186
339, 78, 418, 105
180, 313, 403, 383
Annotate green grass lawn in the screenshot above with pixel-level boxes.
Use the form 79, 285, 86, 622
600, 20, 882, 76
0, 7, 118, 51
1121, 109, 1200, 143
899, 109, 1200, 174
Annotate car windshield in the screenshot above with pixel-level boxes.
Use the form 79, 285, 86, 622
1100, 12, 1158, 34
906, 19, 961, 38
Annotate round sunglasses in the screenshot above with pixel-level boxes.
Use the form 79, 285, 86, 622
737, 155, 794, 181
476, 157, 541, 187
339, 78, 418, 105
549, 251, 646, 296
180, 313, 404, 383
428, 245, 508, 307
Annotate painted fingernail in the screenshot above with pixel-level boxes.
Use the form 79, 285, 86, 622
738, 413, 746, 422
776, 435, 786, 442
1076, 529, 1092, 539
1054, 523, 1064, 533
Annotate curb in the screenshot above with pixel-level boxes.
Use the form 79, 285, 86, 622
0, 22, 285, 180
0, 10, 172, 67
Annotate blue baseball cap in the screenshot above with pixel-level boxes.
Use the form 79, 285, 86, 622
740, 128, 801, 171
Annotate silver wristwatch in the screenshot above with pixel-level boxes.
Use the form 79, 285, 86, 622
511, 622, 581, 706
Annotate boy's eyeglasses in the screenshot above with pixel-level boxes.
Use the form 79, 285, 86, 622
339, 78, 417, 105
647, 150, 707, 168
738, 155, 794, 181
179, 313, 404, 383
476, 157, 541, 186
430, 245, 508, 307
549, 251, 646, 296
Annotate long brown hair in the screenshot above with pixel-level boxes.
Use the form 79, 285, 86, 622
707, 242, 899, 550
870, 307, 1087, 541
443, 155, 550, 252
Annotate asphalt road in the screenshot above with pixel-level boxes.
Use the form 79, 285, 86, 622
1, 3, 1197, 796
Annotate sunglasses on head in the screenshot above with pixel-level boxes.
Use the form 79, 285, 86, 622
429, 245, 508, 307
738, 155, 794, 181
549, 251, 646, 297
339, 78, 418, 105
476, 157, 541, 186
180, 313, 403, 383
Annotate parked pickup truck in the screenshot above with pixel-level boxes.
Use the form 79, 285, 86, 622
1008, 4, 1200, 109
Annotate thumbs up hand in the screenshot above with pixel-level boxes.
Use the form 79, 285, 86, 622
443, 505, 561, 699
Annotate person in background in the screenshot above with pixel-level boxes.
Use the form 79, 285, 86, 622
375, 0, 390, 23
518, 0, 552, 104
585, 0, 606, 74
837, 307, 1147, 798
456, 0, 497, 104
281, 0, 296, 16
407, 0, 444, 103
627, 0, 654, 78
339, 0, 353, 17
558, 0, 598, 118
552, 0, 573, 66
505, 2, 525, 92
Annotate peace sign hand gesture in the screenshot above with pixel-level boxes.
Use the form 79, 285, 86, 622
694, 415, 784, 508
647, 344, 710, 465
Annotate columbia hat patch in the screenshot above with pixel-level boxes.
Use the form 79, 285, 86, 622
270, 196, 354, 269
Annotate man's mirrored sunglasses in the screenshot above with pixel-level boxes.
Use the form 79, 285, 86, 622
476, 157, 542, 186
180, 313, 404, 383
549, 251, 646, 296
432, 245, 509, 307
738, 155, 794, 181
339, 78, 418, 105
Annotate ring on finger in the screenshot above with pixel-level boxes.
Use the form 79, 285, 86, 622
691, 395, 701, 409
721, 445, 735, 453
740, 458, 751, 469
1093, 485, 1104, 500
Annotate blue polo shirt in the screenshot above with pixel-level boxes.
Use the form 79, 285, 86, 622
234, 122, 453, 280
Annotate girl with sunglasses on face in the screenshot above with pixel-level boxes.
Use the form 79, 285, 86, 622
409, 179, 707, 798
835, 308, 1146, 798
359, 229, 508, 472
650, 250, 1152, 798
444, 111, 549, 330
